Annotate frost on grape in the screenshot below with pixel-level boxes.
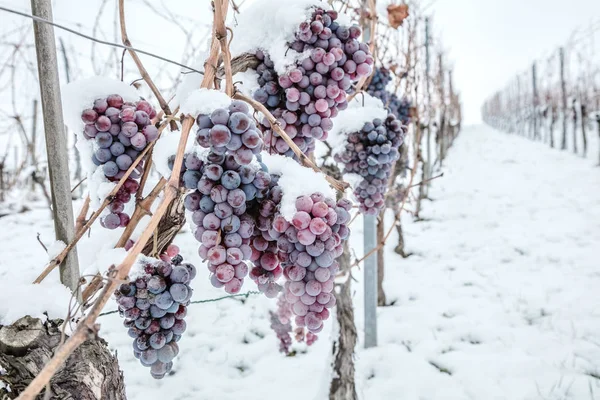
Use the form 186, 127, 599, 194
231, 0, 326, 74
261, 153, 335, 221
328, 93, 388, 151
62, 77, 141, 134
180, 88, 232, 118
63, 78, 159, 229
115, 246, 196, 379
153, 127, 202, 180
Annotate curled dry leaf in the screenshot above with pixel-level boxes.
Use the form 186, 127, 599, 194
387, 4, 409, 29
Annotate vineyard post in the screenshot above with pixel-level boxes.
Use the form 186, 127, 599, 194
424, 16, 432, 195
580, 103, 587, 157
438, 52, 446, 167
29, 99, 38, 192
362, 0, 377, 349
532, 62, 539, 140
448, 68, 455, 143
559, 47, 568, 150
571, 99, 578, 154
31, 0, 81, 297
596, 113, 600, 165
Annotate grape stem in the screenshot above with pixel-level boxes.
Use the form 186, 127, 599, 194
16, 116, 195, 400
214, 0, 234, 97
233, 92, 350, 193
118, 0, 178, 131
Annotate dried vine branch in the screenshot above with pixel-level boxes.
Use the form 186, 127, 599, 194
214, 0, 234, 96
118, 0, 177, 131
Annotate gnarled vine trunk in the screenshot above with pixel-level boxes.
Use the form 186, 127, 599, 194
329, 242, 357, 400
0, 316, 126, 399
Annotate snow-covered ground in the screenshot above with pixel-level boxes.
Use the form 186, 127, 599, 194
1, 124, 599, 399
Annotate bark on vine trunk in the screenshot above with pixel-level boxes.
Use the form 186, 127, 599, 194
0, 316, 126, 399
329, 242, 357, 400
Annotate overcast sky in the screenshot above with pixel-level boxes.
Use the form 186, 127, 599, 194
430, 0, 600, 124
2, 0, 600, 128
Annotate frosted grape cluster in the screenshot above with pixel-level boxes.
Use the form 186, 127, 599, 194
274, 193, 351, 335
335, 115, 406, 215
115, 245, 195, 379
247, 173, 284, 297
253, 7, 373, 158
195, 100, 264, 164
80, 94, 158, 229
367, 68, 412, 126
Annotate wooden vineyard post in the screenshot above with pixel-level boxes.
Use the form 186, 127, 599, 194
31, 0, 81, 296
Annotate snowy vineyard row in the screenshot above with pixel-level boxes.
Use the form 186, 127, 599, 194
0, 1, 461, 399
481, 20, 600, 164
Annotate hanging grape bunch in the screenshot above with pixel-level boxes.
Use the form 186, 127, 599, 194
274, 193, 352, 336
115, 245, 195, 379
252, 7, 374, 158
335, 114, 407, 215
178, 100, 274, 294
80, 94, 159, 229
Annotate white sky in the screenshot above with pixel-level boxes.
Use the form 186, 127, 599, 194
430, 0, 600, 124
2, 0, 600, 129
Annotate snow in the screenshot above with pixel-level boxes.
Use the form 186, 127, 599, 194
173, 53, 208, 110
0, 279, 73, 326
152, 127, 200, 179
231, 0, 325, 74
2, 125, 600, 398
180, 88, 232, 117
328, 93, 388, 152
62, 77, 142, 134
233, 69, 261, 98
84, 248, 128, 278
261, 153, 335, 221
46, 240, 67, 260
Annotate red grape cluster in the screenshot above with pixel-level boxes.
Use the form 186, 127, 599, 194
367, 67, 412, 126
269, 295, 293, 354
272, 193, 351, 336
247, 174, 284, 297
80, 94, 158, 229
115, 245, 195, 379
253, 7, 373, 158
334, 114, 407, 215
185, 155, 272, 294
195, 100, 264, 164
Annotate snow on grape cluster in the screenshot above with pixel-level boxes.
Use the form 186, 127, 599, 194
79, 94, 159, 229
115, 245, 195, 379
274, 194, 351, 334
335, 114, 407, 215
252, 7, 373, 158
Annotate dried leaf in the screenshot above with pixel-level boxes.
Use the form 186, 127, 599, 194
387, 4, 409, 29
